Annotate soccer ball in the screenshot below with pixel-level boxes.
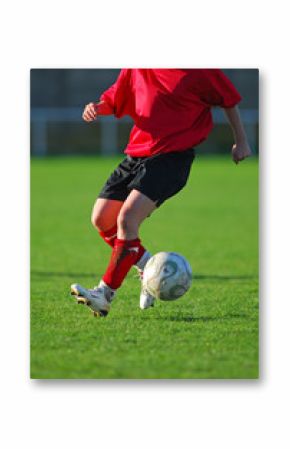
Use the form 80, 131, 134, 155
142, 252, 193, 301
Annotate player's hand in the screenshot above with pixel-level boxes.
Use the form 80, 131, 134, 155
231, 141, 252, 164
82, 102, 99, 122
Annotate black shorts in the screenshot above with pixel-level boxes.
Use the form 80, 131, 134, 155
98, 148, 195, 207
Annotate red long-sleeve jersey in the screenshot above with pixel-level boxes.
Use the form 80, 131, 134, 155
100, 69, 241, 157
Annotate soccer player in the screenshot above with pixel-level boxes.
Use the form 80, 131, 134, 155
71, 69, 251, 317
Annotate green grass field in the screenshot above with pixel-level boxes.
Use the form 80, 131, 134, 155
31, 155, 258, 379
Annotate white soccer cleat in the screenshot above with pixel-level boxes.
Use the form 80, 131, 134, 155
70, 281, 115, 317
134, 250, 155, 310
139, 285, 155, 309
135, 265, 155, 309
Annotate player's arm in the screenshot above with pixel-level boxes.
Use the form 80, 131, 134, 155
82, 100, 113, 122
223, 105, 252, 164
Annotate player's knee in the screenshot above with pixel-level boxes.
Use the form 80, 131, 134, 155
117, 209, 137, 234
91, 210, 104, 231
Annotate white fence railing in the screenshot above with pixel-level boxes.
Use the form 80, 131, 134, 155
31, 107, 258, 156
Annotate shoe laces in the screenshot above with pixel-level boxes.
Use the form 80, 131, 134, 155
134, 266, 143, 281
92, 285, 114, 303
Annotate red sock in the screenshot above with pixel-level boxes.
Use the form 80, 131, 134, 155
102, 238, 145, 290
99, 224, 118, 248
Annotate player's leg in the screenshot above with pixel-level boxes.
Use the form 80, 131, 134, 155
117, 189, 156, 240
123, 149, 196, 309
70, 157, 153, 316
91, 195, 152, 275
101, 189, 156, 290
91, 197, 123, 231
91, 197, 123, 247
71, 190, 155, 316
90, 156, 137, 247
70, 197, 122, 317
71, 157, 131, 315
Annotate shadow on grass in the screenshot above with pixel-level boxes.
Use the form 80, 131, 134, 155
194, 274, 257, 281
31, 270, 257, 281
166, 313, 249, 323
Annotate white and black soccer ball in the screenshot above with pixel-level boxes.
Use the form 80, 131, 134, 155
142, 252, 193, 301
